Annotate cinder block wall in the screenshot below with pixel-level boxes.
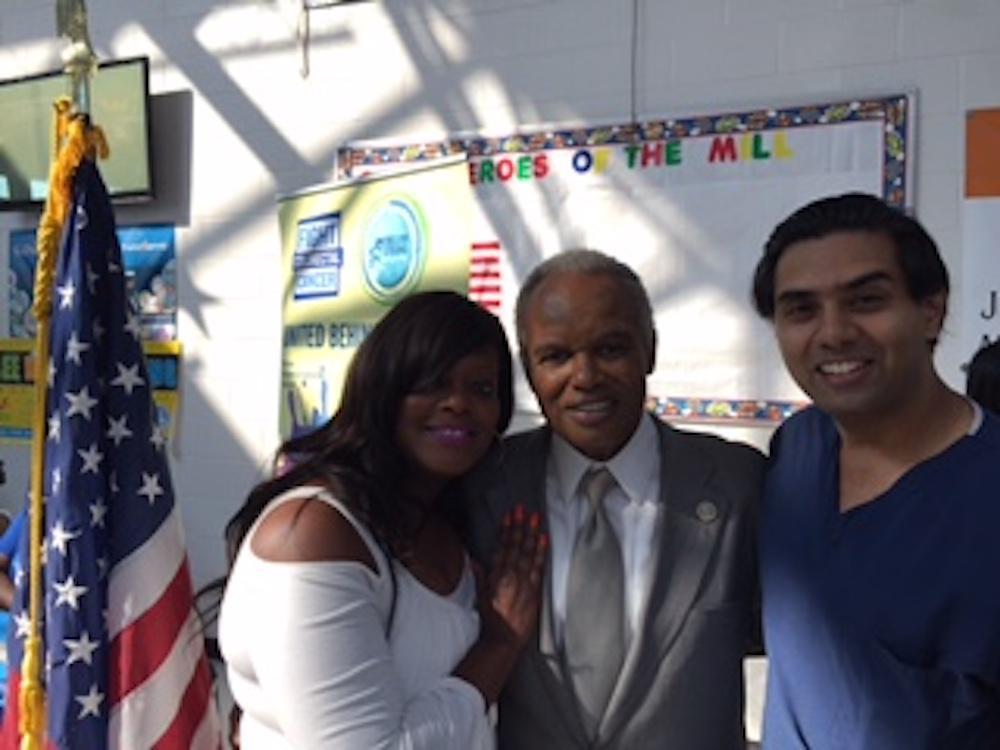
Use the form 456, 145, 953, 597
0, 0, 998, 587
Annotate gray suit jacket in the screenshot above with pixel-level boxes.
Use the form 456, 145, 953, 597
463, 417, 764, 750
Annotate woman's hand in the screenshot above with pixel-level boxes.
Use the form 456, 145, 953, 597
480, 505, 547, 649
456, 504, 548, 706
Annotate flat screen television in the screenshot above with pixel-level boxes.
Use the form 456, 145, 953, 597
0, 56, 153, 209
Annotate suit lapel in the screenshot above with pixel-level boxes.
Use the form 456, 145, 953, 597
599, 422, 726, 740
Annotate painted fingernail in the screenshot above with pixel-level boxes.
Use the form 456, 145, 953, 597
529, 511, 541, 530
514, 505, 525, 524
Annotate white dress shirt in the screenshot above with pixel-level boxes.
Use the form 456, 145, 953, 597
546, 414, 662, 649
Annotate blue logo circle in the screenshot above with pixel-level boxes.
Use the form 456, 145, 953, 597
361, 198, 424, 302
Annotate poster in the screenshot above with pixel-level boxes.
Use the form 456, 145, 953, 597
5, 223, 181, 444
341, 95, 912, 426
963, 109, 1000, 363
9, 224, 177, 341
278, 155, 475, 439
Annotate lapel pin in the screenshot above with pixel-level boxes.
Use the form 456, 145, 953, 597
695, 500, 718, 524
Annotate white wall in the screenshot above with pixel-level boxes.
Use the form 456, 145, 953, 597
1, 0, 999, 588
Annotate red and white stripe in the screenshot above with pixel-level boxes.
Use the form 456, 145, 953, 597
469, 241, 503, 313
107, 506, 220, 750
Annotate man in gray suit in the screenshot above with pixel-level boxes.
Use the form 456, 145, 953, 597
464, 249, 764, 749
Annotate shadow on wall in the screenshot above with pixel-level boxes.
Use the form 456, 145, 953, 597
118, 89, 194, 228
0, 0, 799, 586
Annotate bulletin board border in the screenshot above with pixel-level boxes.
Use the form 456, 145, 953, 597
339, 93, 913, 208
338, 94, 914, 427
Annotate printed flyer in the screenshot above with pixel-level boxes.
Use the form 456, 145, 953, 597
963, 109, 1000, 364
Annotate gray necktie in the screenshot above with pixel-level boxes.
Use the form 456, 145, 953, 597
564, 466, 625, 736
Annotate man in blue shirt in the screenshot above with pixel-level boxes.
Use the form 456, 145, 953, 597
752, 193, 1000, 748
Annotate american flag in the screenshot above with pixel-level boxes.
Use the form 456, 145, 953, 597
1, 160, 220, 749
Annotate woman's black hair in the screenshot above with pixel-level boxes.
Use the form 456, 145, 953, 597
224, 290, 514, 562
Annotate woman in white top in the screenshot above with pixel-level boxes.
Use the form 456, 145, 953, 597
219, 291, 546, 749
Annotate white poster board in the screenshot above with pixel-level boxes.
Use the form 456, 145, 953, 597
342, 95, 913, 428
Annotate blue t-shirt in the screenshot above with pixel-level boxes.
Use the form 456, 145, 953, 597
761, 407, 1000, 749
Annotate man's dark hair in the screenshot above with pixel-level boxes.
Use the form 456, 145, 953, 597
752, 192, 949, 319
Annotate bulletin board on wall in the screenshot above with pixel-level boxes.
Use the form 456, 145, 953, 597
340, 94, 913, 427
962, 109, 1000, 362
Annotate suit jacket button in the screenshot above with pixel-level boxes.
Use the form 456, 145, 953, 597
696, 500, 718, 523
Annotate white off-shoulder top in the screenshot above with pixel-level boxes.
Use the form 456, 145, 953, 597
219, 486, 493, 749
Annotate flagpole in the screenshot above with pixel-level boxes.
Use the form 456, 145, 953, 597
19, 100, 69, 750
20, 4, 101, 747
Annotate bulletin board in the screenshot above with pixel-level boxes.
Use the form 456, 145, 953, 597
962, 109, 1000, 361
340, 94, 913, 426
